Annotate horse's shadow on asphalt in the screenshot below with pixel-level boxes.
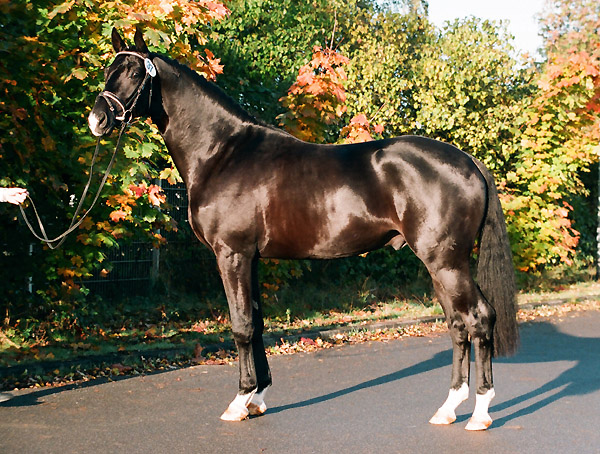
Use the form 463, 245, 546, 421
268, 319, 600, 428
0, 372, 138, 408
490, 320, 600, 427
3, 319, 599, 429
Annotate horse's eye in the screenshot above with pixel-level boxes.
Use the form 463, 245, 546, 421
131, 71, 141, 79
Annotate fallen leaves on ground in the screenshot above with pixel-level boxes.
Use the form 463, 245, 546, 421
517, 299, 600, 322
2, 299, 599, 392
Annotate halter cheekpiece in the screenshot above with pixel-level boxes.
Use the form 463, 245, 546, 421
98, 51, 156, 123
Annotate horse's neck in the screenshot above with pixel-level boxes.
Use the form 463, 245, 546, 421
152, 57, 252, 185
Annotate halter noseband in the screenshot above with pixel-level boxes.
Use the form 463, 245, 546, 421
98, 51, 157, 123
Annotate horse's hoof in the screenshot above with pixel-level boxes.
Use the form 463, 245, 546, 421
465, 416, 492, 431
220, 404, 249, 422
429, 408, 456, 425
465, 388, 495, 430
248, 401, 267, 416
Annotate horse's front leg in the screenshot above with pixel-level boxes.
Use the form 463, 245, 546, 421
217, 248, 271, 421
246, 255, 272, 416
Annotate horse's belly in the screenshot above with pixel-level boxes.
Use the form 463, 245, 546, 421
259, 217, 399, 259
258, 183, 400, 259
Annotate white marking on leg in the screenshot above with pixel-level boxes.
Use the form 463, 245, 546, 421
248, 386, 269, 416
429, 383, 469, 425
220, 390, 256, 422
465, 388, 495, 431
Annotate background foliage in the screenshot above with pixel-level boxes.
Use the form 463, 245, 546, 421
1, 0, 599, 347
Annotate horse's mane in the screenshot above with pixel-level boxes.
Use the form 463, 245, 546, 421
152, 52, 278, 131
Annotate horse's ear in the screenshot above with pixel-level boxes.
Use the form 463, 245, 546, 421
134, 27, 149, 54
111, 28, 127, 53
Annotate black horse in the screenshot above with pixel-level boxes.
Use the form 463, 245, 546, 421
89, 29, 519, 431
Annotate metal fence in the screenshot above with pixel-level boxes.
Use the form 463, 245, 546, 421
84, 182, 217, 297
83, 241, 156, 296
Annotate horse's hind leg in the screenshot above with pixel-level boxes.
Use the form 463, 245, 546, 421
216, 248, 271, 421
427, 265, 496, 430
465, 293, 496, 431
429, 287, 471, 425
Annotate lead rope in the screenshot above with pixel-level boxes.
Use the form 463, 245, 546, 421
19, 122, 128, 250
20, 51, 156, 249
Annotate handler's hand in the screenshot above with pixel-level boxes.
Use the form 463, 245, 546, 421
0, 187, 29, 205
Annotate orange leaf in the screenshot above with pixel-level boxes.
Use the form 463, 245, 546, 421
350, 114, 369, 126
147, 185, 166, 206
129, 184, 147, 198
109, 210, 128, 222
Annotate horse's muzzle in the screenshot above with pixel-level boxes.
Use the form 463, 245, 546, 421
88, 99, 115, 137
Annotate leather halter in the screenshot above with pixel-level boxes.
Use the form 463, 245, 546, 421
98, 51, 157, 123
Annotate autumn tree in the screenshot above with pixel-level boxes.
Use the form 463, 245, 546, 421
278, 45, 350, 143
539, 0, 600, 56
341, 2, 435, 137
0, 0, 228, 328
210, 0, 363, 124
501, 0, 600, 271
409, 18, 534, 173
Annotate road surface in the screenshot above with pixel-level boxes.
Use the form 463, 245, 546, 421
1, 310, 599, 453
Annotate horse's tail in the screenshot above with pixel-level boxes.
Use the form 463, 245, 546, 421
473, 158, 520, 357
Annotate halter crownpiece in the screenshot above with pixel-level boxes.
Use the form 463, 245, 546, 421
115, 50, 157, 77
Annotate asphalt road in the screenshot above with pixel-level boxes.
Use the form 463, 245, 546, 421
1, 310, 600, 454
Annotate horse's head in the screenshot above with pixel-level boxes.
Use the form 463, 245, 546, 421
88, 28, 156, 137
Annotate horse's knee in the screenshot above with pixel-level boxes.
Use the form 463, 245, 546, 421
232, 324, 265, 346
232, 327, 254, 346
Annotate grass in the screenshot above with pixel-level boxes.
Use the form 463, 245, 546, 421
517, 280, 600, 305
3, 280, 600, 368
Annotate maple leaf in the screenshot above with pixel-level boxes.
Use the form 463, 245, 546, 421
296, 69, 314, 86
307, 81, 325, 96
159, 167, 180, 184
158, 0, 174, 14
200, 0, 230, 19
70, 255, 84, 267
109, 210, 128, 222
76, 233, 90, 244
147, 184, 166, 206
331, 86, 346, 103
350, 113, 369, 126
129, 184, 147, 198
78, 216, 94, 231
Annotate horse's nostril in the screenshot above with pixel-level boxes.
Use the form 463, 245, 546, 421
97, 112, 107, 127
